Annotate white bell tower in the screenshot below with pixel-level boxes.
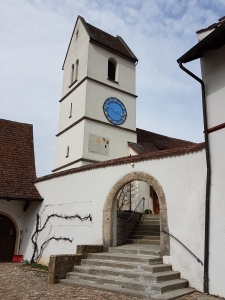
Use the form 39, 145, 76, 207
53, 16, 138, 172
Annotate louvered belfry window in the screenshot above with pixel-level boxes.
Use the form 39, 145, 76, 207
108, 60, 116, 81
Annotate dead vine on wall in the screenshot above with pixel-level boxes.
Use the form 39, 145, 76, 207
30, 212, 92, 263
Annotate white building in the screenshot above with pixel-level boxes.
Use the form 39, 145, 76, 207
1, 15, 225, 298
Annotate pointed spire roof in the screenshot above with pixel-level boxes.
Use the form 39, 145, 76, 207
62, 15, 138, 69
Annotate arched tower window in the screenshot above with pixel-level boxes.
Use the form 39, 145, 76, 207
108, 58, 117, 81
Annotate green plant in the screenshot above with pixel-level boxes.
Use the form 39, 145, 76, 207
23, 260, 48, 271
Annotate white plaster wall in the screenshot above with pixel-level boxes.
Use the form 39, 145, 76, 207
62, 18, 89, 97
207, 129, 225, 297
53, 121, 84, 171
85, 80, 136, 131
198, 29, 214, 42
83, 119, 137, 161
34, 149, 206, 293
57, 82, 87, 133
136, 181, 153, 213
200, 45, 225, 128
128, 147, 137, 156
199, 44, 225, 297
88, 43, 136, 95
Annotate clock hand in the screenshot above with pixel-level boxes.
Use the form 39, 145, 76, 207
108, 107, 122, 116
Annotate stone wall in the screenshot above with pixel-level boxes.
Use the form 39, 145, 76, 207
48, 244, 103, 284
117, 210, 141, 246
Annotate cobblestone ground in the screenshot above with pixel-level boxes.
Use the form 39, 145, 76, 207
0, 263, 222, 300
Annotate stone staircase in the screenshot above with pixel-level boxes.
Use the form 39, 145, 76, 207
127, 214, 160, 245
60, 243, 195, 299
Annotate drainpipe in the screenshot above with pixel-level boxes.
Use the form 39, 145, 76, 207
178, 61, 211, 294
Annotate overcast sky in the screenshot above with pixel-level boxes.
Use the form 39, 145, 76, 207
1, 0, 224, 177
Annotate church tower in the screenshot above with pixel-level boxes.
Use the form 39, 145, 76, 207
53, 16, 138, 172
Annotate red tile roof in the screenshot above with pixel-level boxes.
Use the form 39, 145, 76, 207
35, 142, 205, 183
0, 119, 43, 201
196, 16, 225, 34
128, 128, 195, 154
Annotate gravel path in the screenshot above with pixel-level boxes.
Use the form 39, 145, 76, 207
0, 263, 222, 300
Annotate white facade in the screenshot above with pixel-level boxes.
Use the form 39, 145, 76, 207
28, 149, 206, 293
53, 17, 137, 172
2, 16, 225, 299
199, 41, 225, 297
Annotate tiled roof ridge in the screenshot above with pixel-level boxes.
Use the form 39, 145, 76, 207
196, 16, 225, 34
116, 35, 138, 61
136, 128, 195, 144
80, 16, 137, 61
81, 17, 116, 41
63, 15, 137, 69
35, 142, 205, 183
0, 118, 32, 127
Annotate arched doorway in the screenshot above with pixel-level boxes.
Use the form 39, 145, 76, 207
0, 214, 17, 262
103, 171, 170, 256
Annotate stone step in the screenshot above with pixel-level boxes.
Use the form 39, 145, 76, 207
142, 264, 172, 273
135, 224, 160, 229
127, 239, 160, 245
132, 230, 160, 235
63, 272, 188, 293
60, 278, 194, 299
81, 257, 162, 270
129, 235, 160, 240
151, 288, 195, 300
72, 266, 180, 282
150, 278, 188, 293
109, 246, 160, 256
86, 252, 162, 264
142, 214, 160, 219
131, 229, 160, 235
138, 220, 160, 225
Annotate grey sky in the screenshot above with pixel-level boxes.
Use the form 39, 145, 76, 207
1, 0, 224, 176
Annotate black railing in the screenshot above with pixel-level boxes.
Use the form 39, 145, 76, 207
122, 197, 145, 245
161, 229, 203, 265
125, 197, 145, 223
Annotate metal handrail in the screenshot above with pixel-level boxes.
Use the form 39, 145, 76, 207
162, 229, 203, 265
125, 197, 145, 223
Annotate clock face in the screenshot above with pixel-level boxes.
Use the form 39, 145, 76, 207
103, 97, 127, 125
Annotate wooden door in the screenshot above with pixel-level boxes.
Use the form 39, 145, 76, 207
150, 186, 160, 214
0, 214, 16, 262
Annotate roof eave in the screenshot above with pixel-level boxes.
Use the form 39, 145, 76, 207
89, 38, 138, 63
177, 20, 225, 64
62, 15, 83, 70
0, 196, 43, 202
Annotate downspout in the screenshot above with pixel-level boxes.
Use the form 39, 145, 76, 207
178, 61, 211, 294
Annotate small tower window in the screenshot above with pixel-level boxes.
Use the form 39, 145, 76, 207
75, 59, 79, 81
108, 58, 116, 81
66, 146, 69, 158
69, 103, 72, 118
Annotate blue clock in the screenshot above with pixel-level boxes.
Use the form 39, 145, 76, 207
103, 97, 127, 125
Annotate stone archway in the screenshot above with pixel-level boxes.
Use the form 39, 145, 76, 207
103, 171, 170, 256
